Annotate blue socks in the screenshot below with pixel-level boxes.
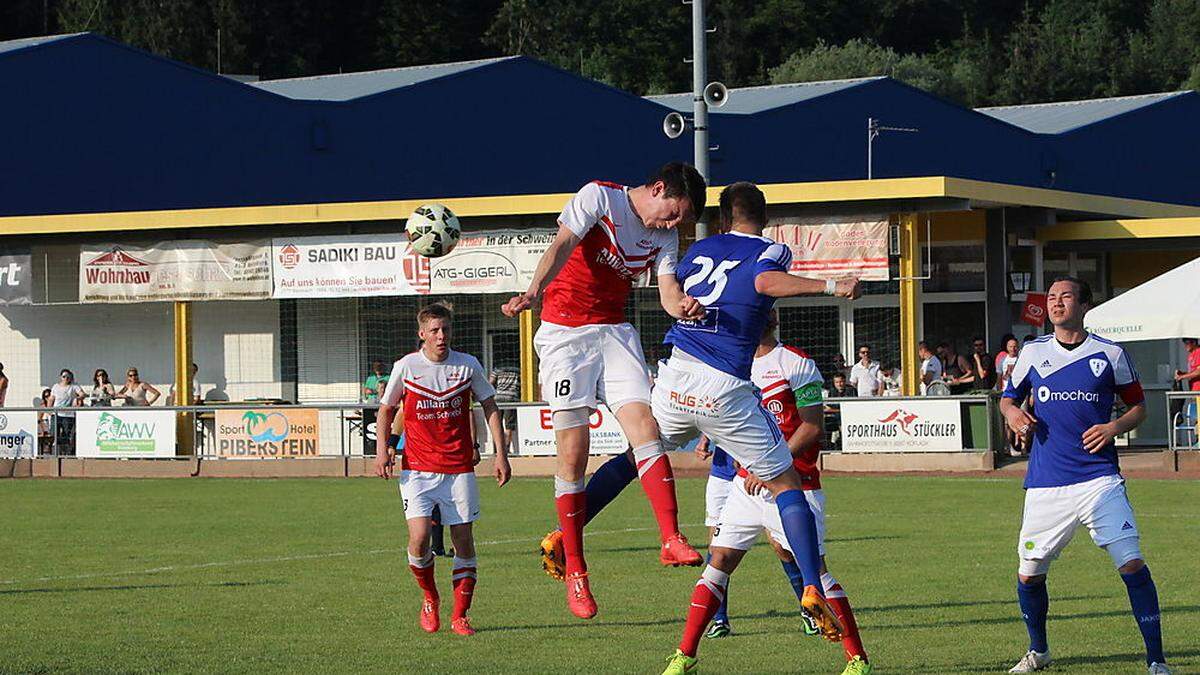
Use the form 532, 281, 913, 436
583, 453, 637, 525
774, 489, 822, 589
780, 559, 806, 602
1016, 578, 1049, 653
1121, 566, 1165, 666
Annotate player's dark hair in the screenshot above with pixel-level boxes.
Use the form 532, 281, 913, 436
417, 302, 453, 326
647, 162, 707, 216
718, 181, 767, 229
1049, 275, 1093, 305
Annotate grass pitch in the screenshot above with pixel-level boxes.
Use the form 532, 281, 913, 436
1, 474, 1197, 674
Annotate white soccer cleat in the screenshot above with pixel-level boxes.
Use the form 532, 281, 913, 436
1148, 663, 1171, 675
1007, 649, 1051, 673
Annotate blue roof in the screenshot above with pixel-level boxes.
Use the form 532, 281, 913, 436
646, 77, 882, 114
977, 92, 1187, 133
251, 57, 516, 101
0, 33, 83, 56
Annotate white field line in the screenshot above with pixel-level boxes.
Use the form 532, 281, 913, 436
0, 523, 704, 587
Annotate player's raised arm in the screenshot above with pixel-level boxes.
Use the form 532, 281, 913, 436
755, 271, 861, 299
658, 273, 706, 320
502, 224, 582, 316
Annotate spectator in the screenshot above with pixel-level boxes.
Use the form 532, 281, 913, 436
1174, 338, 1200, 391
939, 341, 972, 394
996, 336, 1021, 392
489, 363, 521, 454
35, 387, 52, 454
994, 332, 1016, 378
89, 368, 116, 407
832, 353, 850, 381
117, 367, 160, 406
49, 369, 85, 454
879, 364, 902, 396
823, 373, 854, 452
848, 344, 883, 396
919, 341, 943, 394
0, 362, 7, 406
362, 360, 389, 403
167, 362, 202, 405
826, 372, 855, 399
958, 336, 996, 392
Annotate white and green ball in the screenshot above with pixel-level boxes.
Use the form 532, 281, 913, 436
405, 203, 462, 258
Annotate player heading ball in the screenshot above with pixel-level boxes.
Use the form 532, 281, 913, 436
375, 302, 511, 637
502, 163, 709, 619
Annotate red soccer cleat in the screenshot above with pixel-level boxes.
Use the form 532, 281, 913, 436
660, 533, 704, 567
419, 597, 440, 633
450, 616, 475, 636
565, 571, 598, 619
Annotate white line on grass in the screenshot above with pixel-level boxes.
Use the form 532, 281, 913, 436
0, 523, 703, 586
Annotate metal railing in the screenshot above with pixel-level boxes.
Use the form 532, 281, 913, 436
1167, 391, 1200, 451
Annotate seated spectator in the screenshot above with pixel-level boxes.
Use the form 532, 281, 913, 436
362, 361, 389, 403
849, 344, 883, 397
919, 341, 943, 394
879, 364, 902, 396
117, 367, 160, 406
823, 373, 854, 452
49, 369, 85, 454
89, 368, 116, 407
825, 372, 855, 400
167, 362, 202, 405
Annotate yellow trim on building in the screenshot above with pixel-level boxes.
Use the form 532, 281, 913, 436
3, 176, 1199, 236
1038, 217, 1200, 242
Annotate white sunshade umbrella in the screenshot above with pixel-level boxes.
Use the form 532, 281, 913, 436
1085, 255, 1200, 342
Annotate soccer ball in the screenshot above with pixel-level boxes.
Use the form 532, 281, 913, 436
405, 203, 461, 258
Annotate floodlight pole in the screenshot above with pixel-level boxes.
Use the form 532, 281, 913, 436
691, 0, 710, 237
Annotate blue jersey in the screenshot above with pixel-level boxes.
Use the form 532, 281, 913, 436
1003, 334, 1144, 489
664, 231, 792, 380
710, 446, 737, 480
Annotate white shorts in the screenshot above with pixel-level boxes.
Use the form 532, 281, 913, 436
705, 474, 734, 526
534, 321, 652, 413
652, 355, 794, 480
711, 475, 826, 556
1018, 474, 1139, 568
398, 470, 480, 525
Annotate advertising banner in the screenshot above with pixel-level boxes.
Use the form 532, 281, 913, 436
402, 229, 557, 296
271, 234, 417, 298
764, 219, 890, 281
839, 399, 964, 453
80, 240, 272, 303
514, 405, 627, 456
0, 249, 33, 305
76, 409, 176, 457
1021, 292, 1048, 327
0, 411, 38, 458
215, 408, 320, 458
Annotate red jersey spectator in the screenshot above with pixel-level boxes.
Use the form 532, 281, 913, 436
1175, 338, 1200, 391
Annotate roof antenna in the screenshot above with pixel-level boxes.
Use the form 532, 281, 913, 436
867, 117, 918, 180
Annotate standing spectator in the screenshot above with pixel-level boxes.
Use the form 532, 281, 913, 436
1174, 338, 1200, 391
489, 363, 521, 455
167, 363, 202, 405
89, 369, 116, 407
826, 372, 855, 399
362, 361, 389, 403
994, 333, 1016, 378
824, 373, 855, 451
0, 362, 7, 406
832, 353, 851, 381
848, 344, 883, 396
879, 364, 902, 396
941, 342, 973, 394
961, 337, 997, 391
997, 336, 1021, 392
919, 341, 943, 394
117, 367, 160, 406
35, 387, 52, 454
49, 369, 85, 454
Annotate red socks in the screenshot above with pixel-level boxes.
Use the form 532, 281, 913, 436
451, 557, 477, 620
555, 476, 588, 575
679, 565, 729, 657
633, 443, 681, 541
823, 572, 867, 662
408, 552, 438, 600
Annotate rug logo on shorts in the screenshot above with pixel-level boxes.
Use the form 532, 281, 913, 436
668, 390, 719, 415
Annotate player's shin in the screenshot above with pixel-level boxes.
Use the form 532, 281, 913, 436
1016, 577, 1050, 653
633, 441, 682, 540
823, 571, 867, 662
1121, 565, 1165, 666
554, 476, 588, 574
775, 490, 822, 589
408, 551, 439, 600
451, 556, 477, 620
680, 565, 729, 657
584, 452, 637, 525
780, 559, 806, 602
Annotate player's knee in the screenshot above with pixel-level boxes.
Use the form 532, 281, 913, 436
1018, 573, 1046, 586
1104, 537, 1144, 572
552, 407, 592, 432
615, 401, 657, 445
1118, 558, 1145, 574
408, 537, 432, 558
769, 538, 792, 561
708, 547, 742, 573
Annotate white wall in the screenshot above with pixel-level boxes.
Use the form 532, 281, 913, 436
0, 300, 281, 408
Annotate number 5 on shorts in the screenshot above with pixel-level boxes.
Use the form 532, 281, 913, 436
555, 379, 572, 398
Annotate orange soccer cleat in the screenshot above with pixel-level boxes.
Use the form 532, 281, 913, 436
659, 533, 704, 567
419, 597, 440, 633
539, 529, 566, 581
450, 616, 476, 636
800, 585, 844, 642
565, 571, 598, 619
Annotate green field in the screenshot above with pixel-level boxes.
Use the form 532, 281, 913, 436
2, 475, 1197, 674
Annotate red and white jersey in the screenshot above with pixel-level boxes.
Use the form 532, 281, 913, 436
380, 349, 495, 474
541, 181, 679, 327
741, 343, 825, 489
